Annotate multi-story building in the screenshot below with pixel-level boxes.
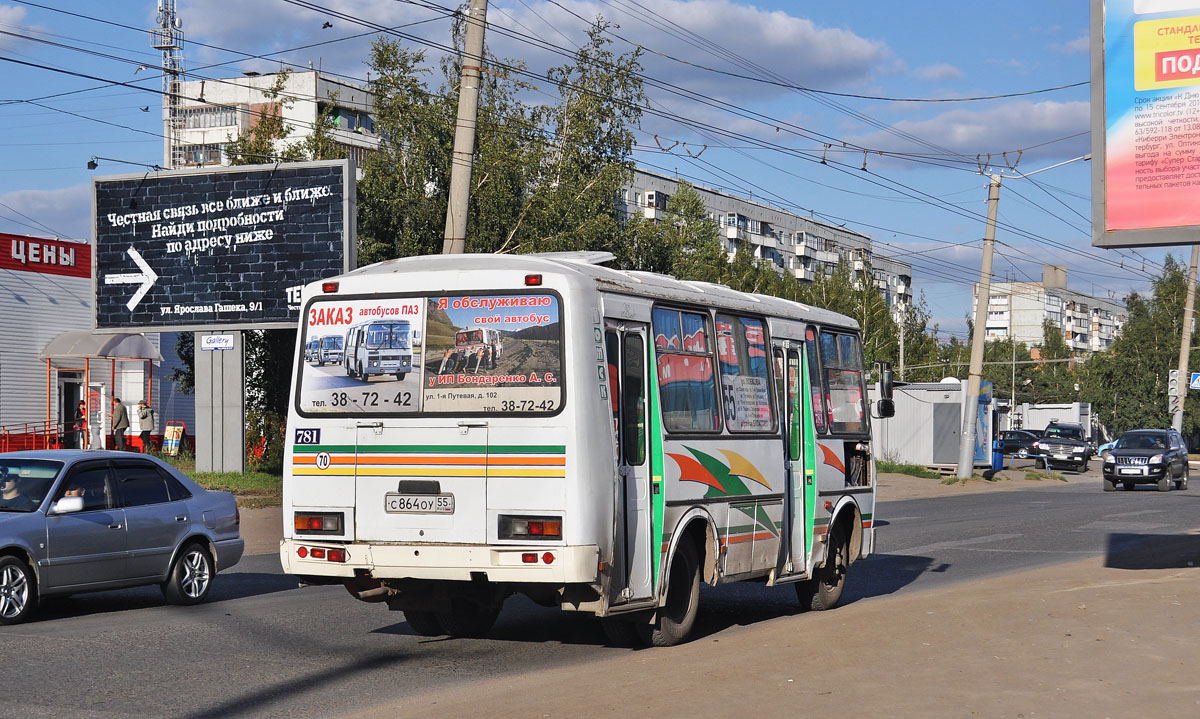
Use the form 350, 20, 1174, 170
975, 265, 1127, 356
168, 70, 378, 170
623, 170, 914, 313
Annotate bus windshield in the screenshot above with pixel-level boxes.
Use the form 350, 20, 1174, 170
321, 336, 343, 350
366, 323, 409, 349
456, 330, 485, 346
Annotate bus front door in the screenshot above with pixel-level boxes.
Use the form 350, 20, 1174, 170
773, 345, 809, 582
605, 323, 654, 605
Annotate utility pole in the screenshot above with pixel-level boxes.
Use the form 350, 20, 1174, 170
442, 0, 488, 254
1172, 244, 1199, 430
956, 174, 1001, 479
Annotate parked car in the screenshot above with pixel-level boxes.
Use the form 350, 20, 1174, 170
1032, 422, 1092, 472
0, 451, 244, 625
1101, 428, 1190, 492
999, 430, 1039, 457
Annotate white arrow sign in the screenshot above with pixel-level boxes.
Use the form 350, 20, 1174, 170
103, 246, 159, 311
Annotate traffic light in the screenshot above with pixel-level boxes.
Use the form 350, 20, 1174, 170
1168, 369, 1180, 397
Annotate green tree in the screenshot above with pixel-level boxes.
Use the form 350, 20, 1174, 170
1081, 255, 1192, 436
514, 20, 645, 255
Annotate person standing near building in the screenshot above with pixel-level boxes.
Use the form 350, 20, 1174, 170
137, 399, 156, 453
112, 397, 130, 451
74, 400, 88, 449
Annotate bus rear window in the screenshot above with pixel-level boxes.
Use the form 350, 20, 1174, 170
296, 292, 562, 415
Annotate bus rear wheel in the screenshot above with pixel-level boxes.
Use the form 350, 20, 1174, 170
404, 610, 445, 637
796, 523, 848, 611
437, 596, 500, 638
637, 540, 700, 647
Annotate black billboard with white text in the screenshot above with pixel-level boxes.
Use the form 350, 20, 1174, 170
93, 159, 355, 331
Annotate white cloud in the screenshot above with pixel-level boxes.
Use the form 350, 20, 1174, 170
1054, 35, 1090, 54
849, 100, 1090, 163
0, 185, 91, 241
0, 5, 28, 50
915, 63, 965, 81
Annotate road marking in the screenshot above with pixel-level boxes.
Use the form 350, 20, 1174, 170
896, 533, 1022, 555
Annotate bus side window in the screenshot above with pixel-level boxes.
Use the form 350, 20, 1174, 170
803, 327, 827, 434
819, 329, 867, 435
622, 334, 646, 466
605, 331, 621, 450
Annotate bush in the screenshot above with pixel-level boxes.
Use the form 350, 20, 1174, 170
876, 460, 941, 479
245, 409, 286, 475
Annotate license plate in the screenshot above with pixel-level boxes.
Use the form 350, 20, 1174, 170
1119, 468, 1142, 476
385, 493, 454, 514
1054, 453, 1069, 460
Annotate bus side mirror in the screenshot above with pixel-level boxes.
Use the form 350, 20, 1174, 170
876, 398, 895, 419
877, 361, 894, 400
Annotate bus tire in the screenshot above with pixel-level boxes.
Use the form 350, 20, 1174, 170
637, 541, 700, 647
437, 597, 500, 638
796, 523, 848, 611
600, 617, 642, 647
404, 610, 445, 637
395, 373, 407, 381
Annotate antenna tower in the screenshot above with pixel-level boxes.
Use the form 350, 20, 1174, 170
152, 0, 185, 169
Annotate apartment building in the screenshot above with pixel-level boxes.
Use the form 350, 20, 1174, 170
623, 170, 914, 313
167, 70, 378, 169
975, 265, 1127, 356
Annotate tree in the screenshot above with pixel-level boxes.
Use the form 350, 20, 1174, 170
512, 20, 646, 255
1080, 255, 1193, 437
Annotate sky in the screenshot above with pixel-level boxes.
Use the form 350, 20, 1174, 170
0, 0, 1179, 339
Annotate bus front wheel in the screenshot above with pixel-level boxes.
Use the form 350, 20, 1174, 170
637, 540, 700, 647
796, 523, 848, 611
404, 610, 445, 637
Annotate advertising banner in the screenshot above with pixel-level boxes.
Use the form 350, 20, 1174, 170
297, 292, 562, 415
1094, 0, 1200, 246
93, 159, 354, 330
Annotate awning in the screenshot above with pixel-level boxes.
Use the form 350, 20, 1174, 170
39, 329, 164, 361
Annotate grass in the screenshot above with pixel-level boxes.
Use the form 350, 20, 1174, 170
160, 453, 282, 508
877, 460, 942, 479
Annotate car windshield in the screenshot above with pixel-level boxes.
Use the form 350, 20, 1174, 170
1115, 432, 1166, 450
1043, 426, 1083, 440
0, 459, 63, 512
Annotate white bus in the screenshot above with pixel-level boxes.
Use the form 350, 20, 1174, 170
282, 252, 893, 646
316, 334, 345, 366
343, 319, 414, 380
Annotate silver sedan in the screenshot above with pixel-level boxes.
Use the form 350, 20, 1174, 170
0, 450, 244, 625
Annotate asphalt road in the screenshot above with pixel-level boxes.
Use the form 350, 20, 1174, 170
5, 475, 1199, 719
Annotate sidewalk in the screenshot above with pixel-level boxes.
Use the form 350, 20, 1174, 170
364, 538, 1200, 719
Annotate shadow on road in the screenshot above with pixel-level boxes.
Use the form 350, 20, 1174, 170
31, 570, 297, 624
1105, 532, 1200, 570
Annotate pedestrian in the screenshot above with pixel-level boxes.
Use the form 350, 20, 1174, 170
137, 399, 157, 453
112, 397, 130, 451
74, 399, 87, 449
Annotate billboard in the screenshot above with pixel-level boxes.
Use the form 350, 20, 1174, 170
1092, 0, 1200, 247
93, 159, 355, 330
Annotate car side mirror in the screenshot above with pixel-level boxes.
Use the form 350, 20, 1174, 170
49, 496, 84, 515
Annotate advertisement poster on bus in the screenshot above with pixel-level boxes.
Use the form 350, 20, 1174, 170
297, 298, 425, 414
1095, 0, 1200, 245
422, 293, 562, 413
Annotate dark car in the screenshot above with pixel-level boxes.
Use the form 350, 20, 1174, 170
999, 430, 1039, 457
0, 451, 244, 625
1101, 429, 1190, 492
1032, 422, 1091, 472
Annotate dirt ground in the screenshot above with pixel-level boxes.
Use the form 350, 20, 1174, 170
245, 469, 1200, 718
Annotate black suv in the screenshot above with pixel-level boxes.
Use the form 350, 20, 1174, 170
1101, 428, 1190, 492
1033, 422, 1091, 472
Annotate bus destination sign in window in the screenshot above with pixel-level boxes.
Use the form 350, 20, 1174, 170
297, 292, 562, 415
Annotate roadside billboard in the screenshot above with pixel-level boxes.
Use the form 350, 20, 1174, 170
1092, 0, 1200, 247
93, 159, 355, 331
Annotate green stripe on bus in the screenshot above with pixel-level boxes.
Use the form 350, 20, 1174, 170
293, 444, 566, 454
648, 340, 665, 594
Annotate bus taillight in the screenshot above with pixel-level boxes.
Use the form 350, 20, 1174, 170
294, 512, 343, 534
499, 515, 562, 540
322, 281, 339, 293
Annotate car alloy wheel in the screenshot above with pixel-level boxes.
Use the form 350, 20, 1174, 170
0, 557, 36, 625
163, 544, 214, 605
